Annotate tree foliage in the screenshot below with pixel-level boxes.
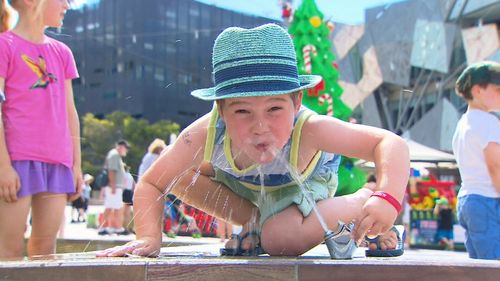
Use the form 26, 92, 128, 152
81, 111, 180, 179
288, 0, 351, 120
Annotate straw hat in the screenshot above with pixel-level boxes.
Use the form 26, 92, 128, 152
191, 24, 322, 101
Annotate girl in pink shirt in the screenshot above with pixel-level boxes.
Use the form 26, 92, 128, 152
0, 0, 82, 259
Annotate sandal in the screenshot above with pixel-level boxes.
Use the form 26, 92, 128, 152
220, 231, 266, 256
365, 225, 405, 257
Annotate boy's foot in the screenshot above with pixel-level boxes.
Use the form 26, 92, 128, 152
220, 231, 265, 256
364, 225, 405, 257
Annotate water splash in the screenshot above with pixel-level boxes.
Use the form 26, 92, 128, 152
268, 147, 330, 233
268, 147, 357, 259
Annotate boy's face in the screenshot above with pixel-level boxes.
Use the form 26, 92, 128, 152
219, 93, 301, 164
472, 83, 500, 112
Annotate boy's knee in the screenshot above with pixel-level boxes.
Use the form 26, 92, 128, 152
261, 228, 310, 256
262, 239, 308, 256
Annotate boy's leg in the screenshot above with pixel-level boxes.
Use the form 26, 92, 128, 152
171, 168, 261, 251
0, 196, 31, 259
29, 192, 66, 257
171, 168, 257, 226
261, 187, 373, 256
217, 220, 227, 241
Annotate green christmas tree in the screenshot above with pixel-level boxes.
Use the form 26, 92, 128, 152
288, 0, 351, 120
288, 0, 366, 195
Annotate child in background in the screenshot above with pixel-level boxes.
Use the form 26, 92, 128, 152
433, 197, 454, 250
452, 61, 500, 260
121, 166, 135, 235
71, 174, 92, 223
1, 0, 11, 32
0, 0, 82, 259
97, 24, 409, 258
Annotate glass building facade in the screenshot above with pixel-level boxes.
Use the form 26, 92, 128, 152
58, 0, 276, 128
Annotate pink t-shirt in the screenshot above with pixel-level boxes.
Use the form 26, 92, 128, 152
0, 31, 79, 168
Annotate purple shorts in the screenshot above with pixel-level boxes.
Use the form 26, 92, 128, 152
12, 160, 75, 198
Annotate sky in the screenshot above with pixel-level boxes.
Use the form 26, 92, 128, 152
195, 0, 406, 25
67, 0, 406, 25
6, 0, 405, 26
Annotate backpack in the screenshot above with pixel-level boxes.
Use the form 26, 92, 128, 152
95, 169, 109, 189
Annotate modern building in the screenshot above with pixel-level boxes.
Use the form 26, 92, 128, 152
57, 0, 499, 152
332, 0, 499, 151
58, 0, 277, 128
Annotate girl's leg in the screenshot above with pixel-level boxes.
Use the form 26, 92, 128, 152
0, 196, 32, 259
29, 192, 67, 257
261, 187, 373, 256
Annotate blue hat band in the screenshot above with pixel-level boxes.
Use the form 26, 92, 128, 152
216, 80, 302, 96
214, 62, 299, 86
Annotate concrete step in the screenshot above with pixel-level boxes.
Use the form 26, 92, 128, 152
1, 245, 498, 281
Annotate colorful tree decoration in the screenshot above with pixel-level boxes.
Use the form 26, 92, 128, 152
287, 0, 366, 195
279, 1, 294, 25
288, 0, 351, 120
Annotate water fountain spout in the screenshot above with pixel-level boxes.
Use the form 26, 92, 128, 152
324, 221, 357, 259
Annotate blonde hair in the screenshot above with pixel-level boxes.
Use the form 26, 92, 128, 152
0, 0, 11, 32
9, 0, 46, 23
148, 138, 166, 154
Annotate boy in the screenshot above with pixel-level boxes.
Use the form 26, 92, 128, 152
97, 24, 409, 257
452, 61, 500, 260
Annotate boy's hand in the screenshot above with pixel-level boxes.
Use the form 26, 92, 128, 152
0, 165, 20, 203
352, 196, 398, 244
96, 237, 161, 258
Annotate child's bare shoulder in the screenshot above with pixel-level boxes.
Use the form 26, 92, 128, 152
178, 113, 211, 143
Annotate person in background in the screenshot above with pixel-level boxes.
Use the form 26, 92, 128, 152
0, 0, 82, 259
81, 174, 93, 221
98, 140, 129, 235
0, 0, 12, 32
433, 197, 454, 250
452, 61, 500, 260
138, 138, 166, 179
71, 174, 92, 223
121, 165, 135, 235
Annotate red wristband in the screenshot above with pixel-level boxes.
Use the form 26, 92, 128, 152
370, 191, 402, 213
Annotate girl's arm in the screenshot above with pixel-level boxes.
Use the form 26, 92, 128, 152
0, 77, 21, 203
65, 79, 83, 201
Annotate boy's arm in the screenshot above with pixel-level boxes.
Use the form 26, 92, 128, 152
0, 77, 21, 203
122, 114, 211, 256
305, 115, 410, 201
484, 142, 500, 194
65, 79, 83, 200
304, 115, 410, 240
